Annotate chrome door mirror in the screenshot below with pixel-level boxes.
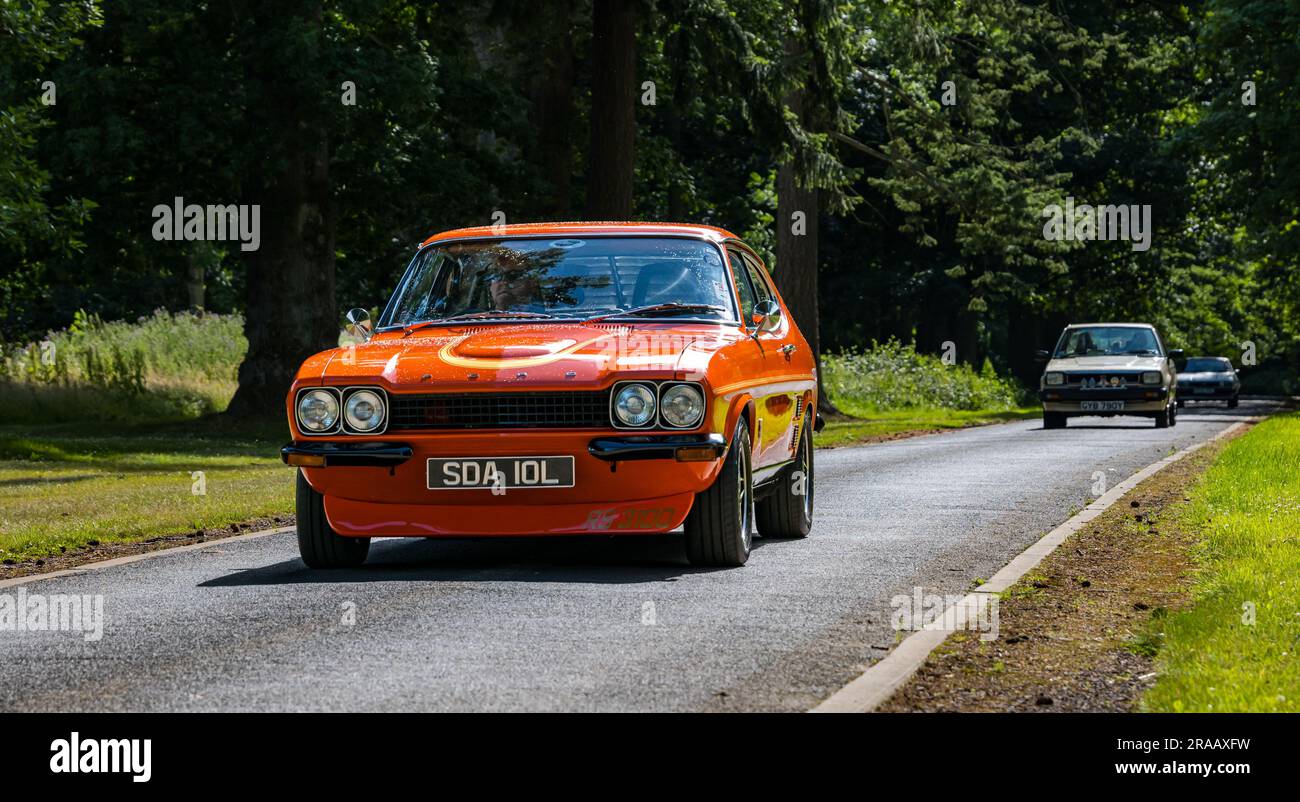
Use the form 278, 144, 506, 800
751, 299, 781, 333
345, 308, 373, 342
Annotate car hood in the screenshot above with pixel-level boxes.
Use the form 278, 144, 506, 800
305, 323, 740, 390
1178, 371, 1235, 382
1046, 355, 1166, 371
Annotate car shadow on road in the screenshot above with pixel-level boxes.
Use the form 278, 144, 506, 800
1047, 423, 1154, 430
198, 533, 778, 587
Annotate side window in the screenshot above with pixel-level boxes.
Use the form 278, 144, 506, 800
729, 248, 757, 324
741, 254, 773, 306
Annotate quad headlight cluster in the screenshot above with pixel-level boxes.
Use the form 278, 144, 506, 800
611, 381, 706, 429
296, 387, 388, 435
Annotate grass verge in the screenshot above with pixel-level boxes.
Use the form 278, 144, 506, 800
879, 428, 1241, 712
814, 407, 1040, 448
1144, 412, 1300, 712
817, 344, 1038, 448
0, 417, 295, 569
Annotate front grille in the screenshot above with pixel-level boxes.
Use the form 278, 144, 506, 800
1067, 372, 1143, 389
388, 390, 611, 430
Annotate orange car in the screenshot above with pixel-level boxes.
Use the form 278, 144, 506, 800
282, 222, 819, 568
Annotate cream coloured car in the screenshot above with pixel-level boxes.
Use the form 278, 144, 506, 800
1036, 323, 1182, 429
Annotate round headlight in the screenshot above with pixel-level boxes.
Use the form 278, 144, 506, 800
613, 383, 656, 427
1044, 372, 1065, 386
660, 384, 704, 428
344, 389, 386, 432
297, 389, 340, 433
1142, 372, 1162, 385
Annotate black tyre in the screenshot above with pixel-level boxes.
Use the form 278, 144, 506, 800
1177, 398, 1185, 408
684, 419, 754, 567
1155, 404, 1171, 428
1043, 411, 1067, 429
296, 470, 370, 568
1228, 396, 1239, 409
1170, 401, 1177, 426
756, 414, 814, 539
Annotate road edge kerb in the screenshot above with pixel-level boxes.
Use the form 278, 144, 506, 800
809, 418, 1258, 713
0, 526, 294, 590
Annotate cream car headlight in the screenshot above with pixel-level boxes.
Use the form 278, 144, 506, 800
344, 389, 386, 433
1141, 372, 1162, 385
297, 389, 340, 433
613, 383, 657, 427
660, 383, 705, 428
1044, 372, 1065, 386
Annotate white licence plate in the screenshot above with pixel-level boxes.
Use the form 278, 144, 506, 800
1193, 388, 1214, 394
427, 456, 575, 489
1080, 400, 1125, 412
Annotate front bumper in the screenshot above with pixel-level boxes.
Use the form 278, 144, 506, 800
282, 441, 413, 467
1178, 384, 1238, 399
1039, 386, 1170, 414
290, 430, 727, 537
587, 433, 726, 462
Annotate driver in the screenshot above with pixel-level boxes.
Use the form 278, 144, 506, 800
488, 248, 544, 311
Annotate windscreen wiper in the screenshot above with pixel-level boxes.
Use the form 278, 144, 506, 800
583, 303, 727, 324
402, 310, 555, 335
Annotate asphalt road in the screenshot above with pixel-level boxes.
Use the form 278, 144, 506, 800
0, 400, 1280, 712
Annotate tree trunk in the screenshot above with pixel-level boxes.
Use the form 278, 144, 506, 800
775, 76, 837, 414
532, 0, 575, 218
227, 138, 336, 418
226, 0, 337, 419
185, 244, 207, 310
585, 0, 636, 219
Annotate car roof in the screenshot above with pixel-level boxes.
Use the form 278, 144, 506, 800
420, 221, 740, 249
1065, 322, 1155, 328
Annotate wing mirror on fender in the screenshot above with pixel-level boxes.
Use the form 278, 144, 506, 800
751, 299, 781, 333
345, 308, 373, 342
1034, 349, 1051, 362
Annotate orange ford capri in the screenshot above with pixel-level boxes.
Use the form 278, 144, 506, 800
282, 222, 819, 568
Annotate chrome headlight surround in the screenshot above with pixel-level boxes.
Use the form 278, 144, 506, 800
1141, 371, 1162, 385
1044, 372, 1065, 387
342, 386, 388, 434
610, 381, 658, 429
659, 382, 706, 429
295, 387, 342, 435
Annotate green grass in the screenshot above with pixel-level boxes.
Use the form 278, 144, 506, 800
0, 418, 294, 563
814, 407, 1040, 448
0, 309, 245, 423
1143, 412, 1300, 712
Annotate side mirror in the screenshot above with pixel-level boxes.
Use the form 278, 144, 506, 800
751, 299, 781, 333
345, 307, 373, 342
1168, 349, 1184, 360
1034, 349, 1051, 362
